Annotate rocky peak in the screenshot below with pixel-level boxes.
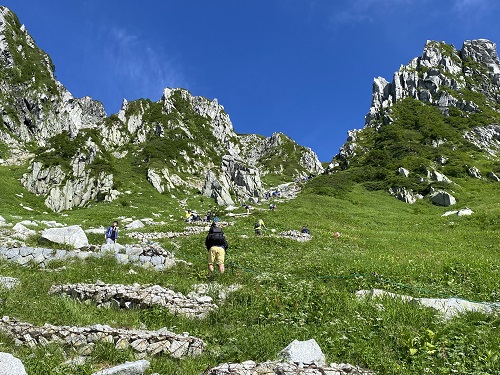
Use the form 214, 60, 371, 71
461, 39, 500, 76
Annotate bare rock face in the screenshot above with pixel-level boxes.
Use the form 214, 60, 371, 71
21, 161, 114, 212
239, 132, 324, 176
464, 125, 500, 155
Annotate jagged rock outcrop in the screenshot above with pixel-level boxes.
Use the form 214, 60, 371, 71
0, 7, 106, 155
365, 39, 500, 125
388, 187, 423, 204
331, 38, 500, 206
21, 161, 115, 212
463, 124, 500, 155
239, 132, 324, 177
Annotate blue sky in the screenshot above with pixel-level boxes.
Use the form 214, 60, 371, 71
3, 1, 500, 161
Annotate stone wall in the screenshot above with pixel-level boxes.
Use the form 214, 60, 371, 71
49, 281, 218, 318
205, 360, 374, 375
0, 242, 187, 270
0, 316, 204, 358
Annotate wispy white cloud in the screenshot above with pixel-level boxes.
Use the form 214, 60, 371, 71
452, 0, 488, 11
328, 0, 425, 27
102, 27, 186, 101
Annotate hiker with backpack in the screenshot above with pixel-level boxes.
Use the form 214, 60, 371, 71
254, 218, 267, 236
205, 222, 228, 274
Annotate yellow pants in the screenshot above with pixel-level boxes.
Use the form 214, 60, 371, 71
208, 246, 225, 265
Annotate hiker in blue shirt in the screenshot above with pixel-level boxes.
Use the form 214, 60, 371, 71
105, 221, 119, 244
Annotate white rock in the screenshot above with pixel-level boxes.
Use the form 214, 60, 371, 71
279, 339, 326, 366
125, 220, 145, 230
90, 359, 150, 375
0, 352, 28, 375
42, 225, 89, 249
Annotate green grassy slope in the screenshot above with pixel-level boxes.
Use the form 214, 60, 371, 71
0, 171, 498, 374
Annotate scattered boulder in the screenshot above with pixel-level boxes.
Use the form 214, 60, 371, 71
91, 360, 150, 375
0, 352, 27, 375
388, 187, 423, 204
467, 166, 482, 179
488, 171, 500, 181
397, 167, 410, 177
442, 207, 474, 217
41, 225, 89, 249
430, 190, 456, 206
12, 223, 36, 240
125, 220, 145, 230
278, 230, 311, 242
279, 339, 326, 366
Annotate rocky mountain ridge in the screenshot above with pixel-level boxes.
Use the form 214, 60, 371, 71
329, 38, 500, 206
0, 6, 323, 212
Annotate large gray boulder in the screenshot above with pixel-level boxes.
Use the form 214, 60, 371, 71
41, 225, 89, 249
278, 339, 326, 367
91, 360, 150, 375
0, 352, 27, 375
430, 190, 456, 206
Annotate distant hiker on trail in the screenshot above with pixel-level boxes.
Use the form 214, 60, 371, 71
301, 226, 311, 235
205, 222, 228, 274
269, 203, 276, 211
105, 221, 119, 244
254, 218, 267, 236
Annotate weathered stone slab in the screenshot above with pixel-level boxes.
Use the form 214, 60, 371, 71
41, 225, 89, 249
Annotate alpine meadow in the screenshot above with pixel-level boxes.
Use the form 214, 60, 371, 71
0, 6, 499, 375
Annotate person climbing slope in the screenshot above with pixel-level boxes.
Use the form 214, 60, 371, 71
205, 222, 228, 274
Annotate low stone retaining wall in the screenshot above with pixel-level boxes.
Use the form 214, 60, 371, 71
205, 360, 374, 375
0, 316, 205, 358
49, 281, 218, 318
127, 222, 234, 242
277, 230, 311, 242
0, 242, 187, 271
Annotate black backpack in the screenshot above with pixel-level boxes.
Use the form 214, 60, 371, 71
254, 221, 260, 229
209, 227, 226, 245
